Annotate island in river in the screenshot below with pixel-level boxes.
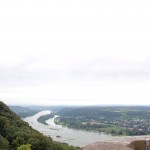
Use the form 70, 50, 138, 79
24, 110, 150, 147
11, 105, 150, 136
24, 110, 113, 147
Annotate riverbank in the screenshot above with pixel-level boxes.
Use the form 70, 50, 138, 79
54, 118, 127, 136
24, 110, 112, 147
24, 110, 150, 147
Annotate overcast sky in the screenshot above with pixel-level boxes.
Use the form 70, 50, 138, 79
0, 0, 150, 105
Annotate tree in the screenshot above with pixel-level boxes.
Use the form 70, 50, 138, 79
17, 144, 31, 150
0, 135, 9, 150
119, 130, 123, 135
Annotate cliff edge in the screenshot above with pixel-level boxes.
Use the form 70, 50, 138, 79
83, 140, 150, 150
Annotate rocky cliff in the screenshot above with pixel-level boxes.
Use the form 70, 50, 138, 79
83, 140, 150, 150
128, 140, 150, 150
83, 142, 133, 150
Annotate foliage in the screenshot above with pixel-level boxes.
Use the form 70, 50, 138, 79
17, 144, 31, 150
0, 135, 10, 150
57, 106, 150, 136
37, 113, 54, 125
9, 106, 40, 118
0, 101, 81, 150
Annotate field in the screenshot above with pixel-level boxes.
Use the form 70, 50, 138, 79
56, 106, 150, 136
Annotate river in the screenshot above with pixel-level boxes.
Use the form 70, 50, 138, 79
24, 110, 112, 147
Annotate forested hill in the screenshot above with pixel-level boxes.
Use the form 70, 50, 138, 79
0, 101, 80, 150
57, 106, 150, 136
9, 106, 40, 118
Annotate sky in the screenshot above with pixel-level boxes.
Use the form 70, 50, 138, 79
0, 0, 150, 105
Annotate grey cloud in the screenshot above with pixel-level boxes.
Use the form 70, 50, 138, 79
0, 58, 150, 88
70, 58, 150, 79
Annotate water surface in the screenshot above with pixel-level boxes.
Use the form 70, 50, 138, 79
24, 110, 112, 147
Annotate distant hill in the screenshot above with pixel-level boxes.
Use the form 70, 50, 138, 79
9, 105, 71, 118
28, 106, 68, 112
9, 106, 40, 118
0, 101, 81, 150
57, 106, 150, 136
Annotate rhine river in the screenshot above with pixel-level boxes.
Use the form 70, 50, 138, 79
24, 110, 150, 147
24, 110, 112, 147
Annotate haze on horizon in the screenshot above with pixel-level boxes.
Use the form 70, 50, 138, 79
0, 0, 150, 106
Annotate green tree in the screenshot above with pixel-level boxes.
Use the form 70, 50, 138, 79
119, 130, 123, 135
0, 135, 9, 150
17, 144, 31, 150
0, 101, 81, 150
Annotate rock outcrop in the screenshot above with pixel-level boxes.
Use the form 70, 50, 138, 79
83, 140, 150, 150
83, 142, 133, 150
128, 140, 150, 150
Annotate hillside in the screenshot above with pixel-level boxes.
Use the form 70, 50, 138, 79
0, 101, 81, 150
9, 106, 40, 118
57, 106, 150, 136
